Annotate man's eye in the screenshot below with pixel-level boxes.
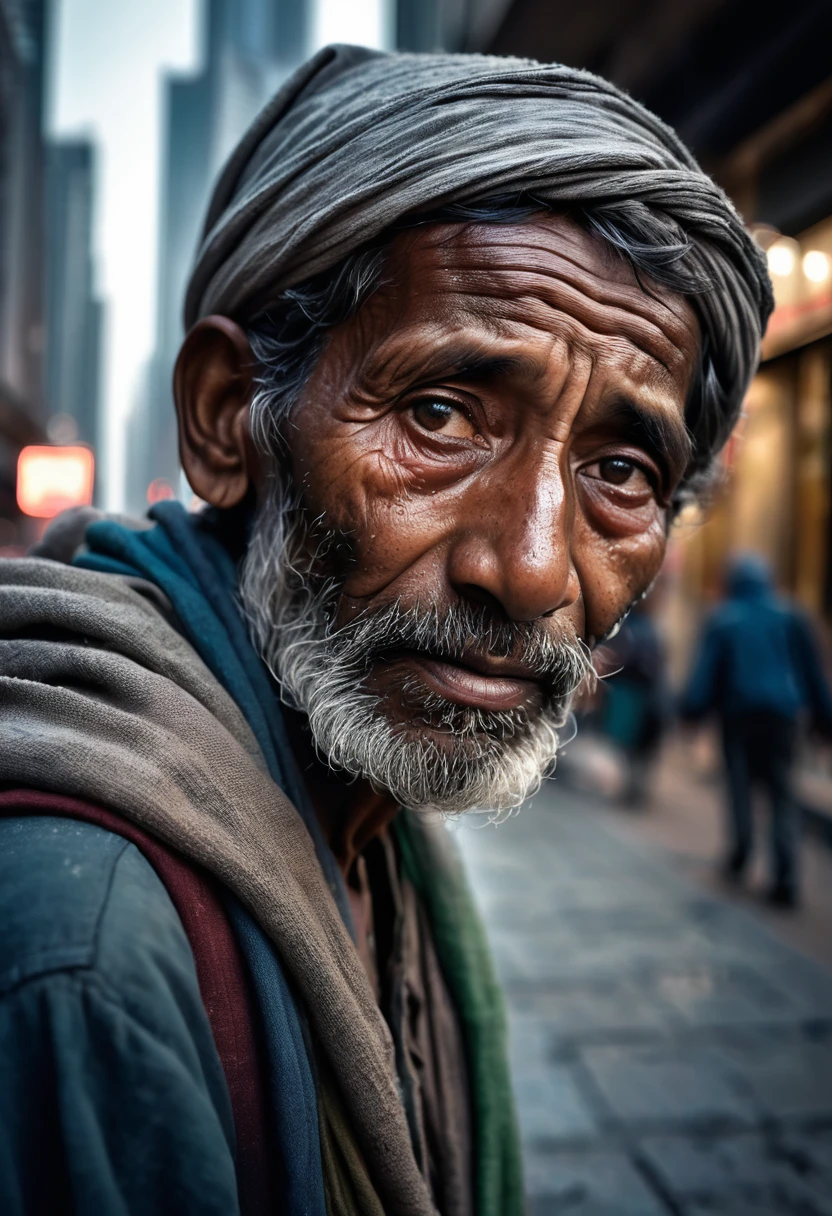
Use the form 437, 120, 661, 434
584, 457, 655, 494
600, 457, 639, 486
410, 399, 476, 439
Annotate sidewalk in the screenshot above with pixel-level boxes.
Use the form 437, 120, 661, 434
456, 782, 832, 1215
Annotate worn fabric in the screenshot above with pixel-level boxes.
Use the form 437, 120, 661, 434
0, 556, 432, 1216
78, 499, 354, 935
0, 789, 273, 1216
0, 814, 239, 1216
185, 43, 772, 439
359, 834, 473, 1216
395, 856, 474, 1216
396, 814, 521, 1216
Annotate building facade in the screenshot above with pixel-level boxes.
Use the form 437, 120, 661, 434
44, 139, 103, 451
0, 0, 47, 548
127, 0, 312, 512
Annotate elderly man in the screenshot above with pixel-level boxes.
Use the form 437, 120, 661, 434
0, 45, 769, 1216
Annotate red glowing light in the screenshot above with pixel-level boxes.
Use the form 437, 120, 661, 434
147, 478, 176, 505
17, 445, 95, 519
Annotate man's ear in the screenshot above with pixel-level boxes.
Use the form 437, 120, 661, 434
174, 315, 260, 509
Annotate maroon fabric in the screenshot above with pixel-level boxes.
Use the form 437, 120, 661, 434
0, 788, 272, 1216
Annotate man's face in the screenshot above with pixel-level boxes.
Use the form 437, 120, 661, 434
245, 213, 699, 812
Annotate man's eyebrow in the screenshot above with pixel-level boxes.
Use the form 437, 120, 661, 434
388, 344, 542, 389
605, 396, 693, 480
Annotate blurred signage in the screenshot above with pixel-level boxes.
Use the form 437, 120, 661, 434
17, 445, 95, 518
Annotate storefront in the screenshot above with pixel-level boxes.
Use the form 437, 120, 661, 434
667, 212, 832, 674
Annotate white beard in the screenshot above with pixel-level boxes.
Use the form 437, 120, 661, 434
239, 478, 593, 816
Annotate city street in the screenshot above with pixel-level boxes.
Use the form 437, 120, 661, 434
457, 768, 832, 1216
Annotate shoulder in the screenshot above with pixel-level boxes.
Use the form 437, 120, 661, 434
0, 815, 239, 1212
0, 814, 195, 1005
0, 812, 229, 1091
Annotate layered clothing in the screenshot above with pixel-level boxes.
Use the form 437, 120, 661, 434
0, 503, 521, 1216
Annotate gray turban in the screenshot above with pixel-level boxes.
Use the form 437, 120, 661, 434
185, 44, 772, 424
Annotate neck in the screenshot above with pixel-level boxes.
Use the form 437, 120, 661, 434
284, 708, 400, 874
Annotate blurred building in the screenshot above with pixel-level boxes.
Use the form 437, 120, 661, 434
0, 0, 47, 547
44, 139, 104, 451
127, 0, 312, 513
395, 0, 511, 52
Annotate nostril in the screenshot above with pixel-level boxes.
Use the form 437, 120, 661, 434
457, 585, 507, 617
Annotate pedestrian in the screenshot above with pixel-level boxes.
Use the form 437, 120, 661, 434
0, 45, 771, 1215
602, 600, 670, 806
682, 553, 832, 907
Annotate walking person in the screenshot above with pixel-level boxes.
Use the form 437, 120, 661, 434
603, 600, 670, 807
682, 554, 832, 907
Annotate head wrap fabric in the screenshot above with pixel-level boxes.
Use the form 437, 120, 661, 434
185, 44, 772, 432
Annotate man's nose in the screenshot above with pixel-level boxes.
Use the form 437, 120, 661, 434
446, 462, 581, 622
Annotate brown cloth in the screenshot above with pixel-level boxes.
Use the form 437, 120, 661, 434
356, 835, 473, 1216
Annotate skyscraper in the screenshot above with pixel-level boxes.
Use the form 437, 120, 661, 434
44, 139, 104, 450
0, 0, 48, 544
127, 0, 311, 512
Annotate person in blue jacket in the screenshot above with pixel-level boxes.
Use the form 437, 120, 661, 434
682, 553, 832, 906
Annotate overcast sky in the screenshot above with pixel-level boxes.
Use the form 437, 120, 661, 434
49, 0, 390, 510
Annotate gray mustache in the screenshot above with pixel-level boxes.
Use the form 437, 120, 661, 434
328, 600, 594, 702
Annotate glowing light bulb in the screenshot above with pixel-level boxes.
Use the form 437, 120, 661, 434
802, 250, 830, 283
767, 241, 796, 276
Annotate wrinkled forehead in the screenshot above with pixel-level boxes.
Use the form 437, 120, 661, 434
358, 214, 701, 396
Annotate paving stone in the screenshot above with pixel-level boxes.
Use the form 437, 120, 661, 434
510, 978, 676, 1043
456, 785, 832, 1210
714, 1033, 832, 1120
578, 1044, 757, 1128
639, 1132, 802, 1195
648, 962, 803, 1027
784, 1125, 832, 1180
511, 1061, 601, 1143
781, 1128, 832, 1207
524, 1148, 669, 1215
680, 1190, 832, 1215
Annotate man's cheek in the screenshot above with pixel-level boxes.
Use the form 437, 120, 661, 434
341, 497, 454, 602
575, 520, 667, 641
303, 456, 449, 600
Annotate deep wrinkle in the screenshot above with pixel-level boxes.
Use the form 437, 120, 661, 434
289, 214, 699, 667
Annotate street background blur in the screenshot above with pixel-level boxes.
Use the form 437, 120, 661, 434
2, 1, 832, 1211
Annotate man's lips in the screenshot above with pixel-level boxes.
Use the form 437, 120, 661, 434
392, 649, 541, 712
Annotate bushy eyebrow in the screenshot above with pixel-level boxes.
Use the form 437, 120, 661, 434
380, 344, 541, 392
603, 397, 693, 483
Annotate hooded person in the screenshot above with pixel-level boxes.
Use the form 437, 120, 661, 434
682, 554, 832, 907
0, 44, 771, 1216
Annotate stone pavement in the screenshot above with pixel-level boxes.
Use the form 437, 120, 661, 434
455, 782, 832, 1215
